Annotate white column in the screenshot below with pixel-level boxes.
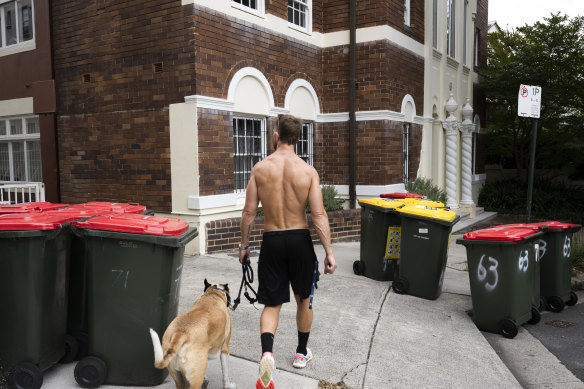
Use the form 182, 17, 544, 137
443, 94, 460, 209
460, 99, 475, 207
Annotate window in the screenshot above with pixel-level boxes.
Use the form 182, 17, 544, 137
474, 28, 480, 68
295, 122, 313, 166
446, 0, 456, 58
233, 117, 266, 192
0, 0, 34, 48
432, 0, 438, 49
232, 0, 257, 10
288, 0, 310, 31
232, 0, 265, 14
0, 116, 42, 182
463, 0, 468, 65
403, 124, 410, 183
404, 0, 410, 26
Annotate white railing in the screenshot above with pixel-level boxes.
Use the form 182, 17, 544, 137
0, 182, 45, 204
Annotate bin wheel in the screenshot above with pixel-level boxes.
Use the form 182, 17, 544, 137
8, 362, 43, 389
538, 297, 546, 312
353, 260, 364, 276
74, 356, 107, 388
392, 277, 409, 294
499, 318, 518, 339
60, 335, 80, 363
527, 305, 541, 325
75, 333, 89, 360
547, 296, 565, 313
566, 291, 578, 307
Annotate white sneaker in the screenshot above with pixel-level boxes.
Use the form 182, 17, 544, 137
292, 348, 313, 368
256, 352, 275, 389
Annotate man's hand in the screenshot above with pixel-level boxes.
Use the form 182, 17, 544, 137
324, 253, 337, 274
239, 247, 251, 264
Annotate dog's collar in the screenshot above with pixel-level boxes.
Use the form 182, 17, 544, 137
215, 286, 232, 309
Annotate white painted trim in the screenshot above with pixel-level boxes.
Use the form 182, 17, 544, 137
316, 112, 350, 123
356, 183, 406, 197
284, 79, 321, 115
227, 67, 275, 109
323, 25, 424, 56
472, 173, 486, 182
0, 41, 36, 57
269, 107, 290, 117
188, 192, 242, 210
0, 98, 34, 117
184, 95, 235, 111
356, 110, 404, 122
401, 94, 417, 118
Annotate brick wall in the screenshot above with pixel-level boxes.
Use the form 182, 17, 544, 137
52, 0, 195, 211
206, 209, 361, 253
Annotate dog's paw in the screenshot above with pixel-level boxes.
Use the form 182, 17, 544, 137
201, 378, 209, 389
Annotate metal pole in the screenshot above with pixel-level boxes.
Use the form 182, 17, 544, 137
526, 118, 538, 223
348, 0, 357, 209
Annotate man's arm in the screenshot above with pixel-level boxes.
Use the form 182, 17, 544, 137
239, 171, 259, 263
307, 171, 337, 274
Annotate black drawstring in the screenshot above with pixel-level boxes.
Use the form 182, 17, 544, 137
232, 255, 258, 311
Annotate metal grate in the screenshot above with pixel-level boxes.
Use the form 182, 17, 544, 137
83, 74, 91, 83
233, 117, 266, 192
153, 62, 164, 73
295, 122, 313, 165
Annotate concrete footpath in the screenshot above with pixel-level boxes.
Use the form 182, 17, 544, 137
41, 213, 584, 389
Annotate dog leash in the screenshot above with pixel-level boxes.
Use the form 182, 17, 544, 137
309, 259, 319, 310
231, 254, 258, 311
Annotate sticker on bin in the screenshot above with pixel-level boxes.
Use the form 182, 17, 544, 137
384, 226, 401, 259
0, 213, 74, 230
66, 202, 147, 214
463, 227, 541, 241
0, 202, 69, 214
74, 214, 189, 236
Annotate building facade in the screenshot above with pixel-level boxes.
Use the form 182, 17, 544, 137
47, 0, 488, 254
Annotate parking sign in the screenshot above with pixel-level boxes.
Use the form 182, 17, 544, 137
518, 85, 542, 118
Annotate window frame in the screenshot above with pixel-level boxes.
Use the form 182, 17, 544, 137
0, 115, 42, 183
232, 116, 267, 193
404, 0, 411, 27
0, 0, 35, 50
474, 27, 480, 69
294, 121, 313, 166
432, 0, 438, 49
231, 0, 265, 17
402, 123, 410, 184
446, 0, 456, 58
287, 0, 311, 34
463, 0, 468, 65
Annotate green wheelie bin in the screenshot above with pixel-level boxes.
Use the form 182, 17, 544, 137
0, 213, 74, 389
457, 226, 543, 338
392, 204, 459, 300
526, 222, 582, 312
71, 214, 197, 388
353, 198, 404, 281
49, 201, 155, 361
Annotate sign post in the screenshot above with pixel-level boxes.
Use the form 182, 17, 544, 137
518, 85, 542, 223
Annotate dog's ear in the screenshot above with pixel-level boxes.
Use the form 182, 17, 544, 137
223, 283, 229, 292
204, 278, 211, 291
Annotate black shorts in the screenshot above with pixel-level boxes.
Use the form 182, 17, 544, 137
257, 229, 319, 307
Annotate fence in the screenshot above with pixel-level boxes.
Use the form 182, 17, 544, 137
0, 182, 45, 204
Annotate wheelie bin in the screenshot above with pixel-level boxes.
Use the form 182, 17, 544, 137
380, 192, 424, 199
521, 222, 581, 312
65, 201, 154, 216
0, 201, 69, 214
71, 214, 198, 388
0, 213, 74, 389
353, 198, 405, 281
392, 204, 459, 300
456, 226, 543, 338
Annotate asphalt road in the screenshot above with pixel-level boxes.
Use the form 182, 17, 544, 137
526, 301, 584, 381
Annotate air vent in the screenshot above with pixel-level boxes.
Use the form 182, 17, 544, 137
83, 74, 91, 83
153, 62, 164, 74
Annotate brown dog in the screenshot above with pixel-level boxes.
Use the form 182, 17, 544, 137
150, 279, 236, 389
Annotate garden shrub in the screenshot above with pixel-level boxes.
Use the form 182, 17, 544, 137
405, 177, 448, 203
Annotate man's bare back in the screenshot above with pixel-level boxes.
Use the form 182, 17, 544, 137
251, 147, 317, 232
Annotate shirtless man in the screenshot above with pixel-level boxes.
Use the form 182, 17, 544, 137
238, 114, 337, 389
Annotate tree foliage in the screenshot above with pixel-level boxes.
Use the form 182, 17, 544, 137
480, 14, 584, 178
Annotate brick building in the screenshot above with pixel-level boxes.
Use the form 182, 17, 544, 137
43, 0, 488, 254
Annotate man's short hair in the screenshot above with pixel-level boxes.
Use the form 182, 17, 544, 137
278, 114, 303, 145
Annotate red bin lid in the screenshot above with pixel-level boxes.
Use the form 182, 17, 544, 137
463, 226, 541, 241
380, 192, 424, 199
521, 221, 580, 230
0, 202, 69, 214
0, 213, 74, 230
44, 209, 105, 220
67, 202, 146, 214
74, 214, 189, 236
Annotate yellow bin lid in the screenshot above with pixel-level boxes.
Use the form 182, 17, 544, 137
399, 204, 457, 222
358, 198, 404, 210
398, 198, 446, 208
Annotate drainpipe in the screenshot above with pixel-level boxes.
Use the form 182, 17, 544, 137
349, 0, 357, 209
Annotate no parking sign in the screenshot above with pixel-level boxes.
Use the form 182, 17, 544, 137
518, 84, 542, 118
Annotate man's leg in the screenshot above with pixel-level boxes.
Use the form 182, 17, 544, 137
260, 304, 282, 335
293, 294, 314, 368
257, 305, 281, 389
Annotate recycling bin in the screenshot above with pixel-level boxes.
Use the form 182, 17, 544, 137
523, 222, 581, 312
380, 192, 424, 199
66, 201, 154, 216
392, 204, 459, 300
0, 201, 69, 214
353, 198, 405, 281
71, 214, 197, 388
457, 226, 543, 338
0, 213, 74, 389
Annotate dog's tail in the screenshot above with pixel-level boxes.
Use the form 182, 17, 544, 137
149, 328, 178, 370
